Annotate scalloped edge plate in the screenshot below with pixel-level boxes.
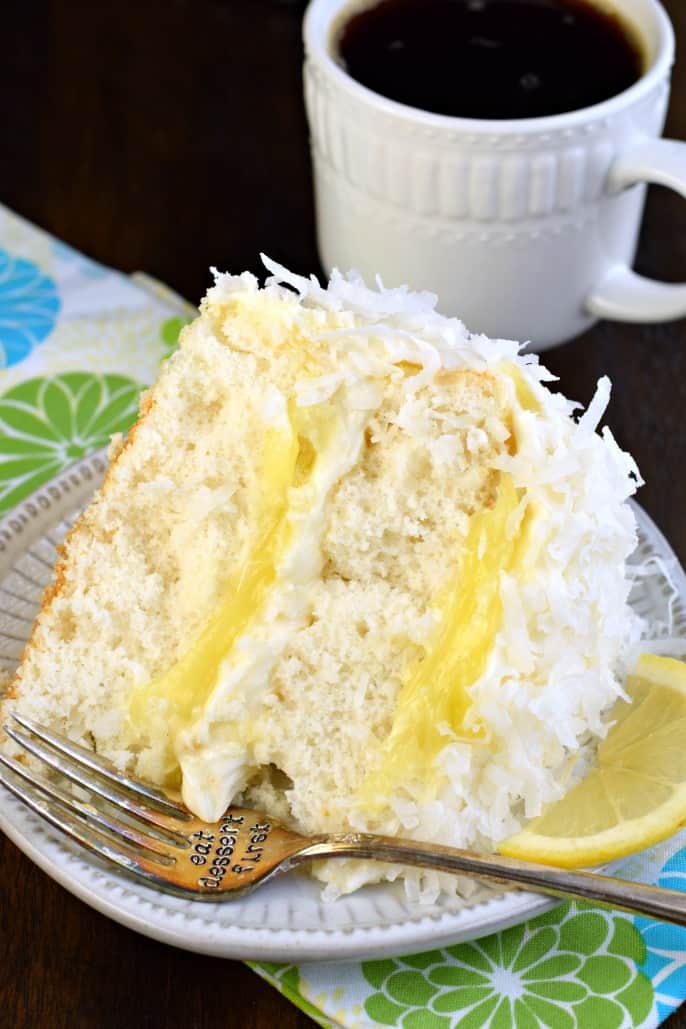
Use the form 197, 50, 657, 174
0, 452, 683, 962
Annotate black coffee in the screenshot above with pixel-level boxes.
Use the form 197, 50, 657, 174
337, 0, 644, 120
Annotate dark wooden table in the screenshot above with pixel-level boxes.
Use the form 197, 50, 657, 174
2, 1, 686, 1026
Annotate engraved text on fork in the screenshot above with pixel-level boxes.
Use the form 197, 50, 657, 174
188, 813, 274, 890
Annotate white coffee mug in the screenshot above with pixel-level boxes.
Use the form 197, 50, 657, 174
304, 0, 686, 350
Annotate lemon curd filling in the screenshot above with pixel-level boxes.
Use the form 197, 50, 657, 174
357, 472, 531, 809
127, 394, 366, 782
353, 366, 538, 810
127, 420, 299, 776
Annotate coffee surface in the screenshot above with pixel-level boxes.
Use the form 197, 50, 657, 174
337, 0, 644, 120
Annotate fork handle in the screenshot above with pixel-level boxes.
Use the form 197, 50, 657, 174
299, 836, 686, 926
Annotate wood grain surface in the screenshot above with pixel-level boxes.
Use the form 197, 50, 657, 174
2, 1, 686, 1026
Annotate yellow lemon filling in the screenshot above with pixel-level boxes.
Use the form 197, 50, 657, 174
128, 420, 299, 771
357, 473, 532, 808
355, 365, 538, 808
127, 394, 366, 780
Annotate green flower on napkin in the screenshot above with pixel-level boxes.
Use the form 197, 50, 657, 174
0, 372, 143, 513
362, 904, 653, 1028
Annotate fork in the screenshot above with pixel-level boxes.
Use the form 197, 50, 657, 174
3, 713, 686, 925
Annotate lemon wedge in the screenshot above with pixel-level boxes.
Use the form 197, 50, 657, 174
499, 653, 686, 868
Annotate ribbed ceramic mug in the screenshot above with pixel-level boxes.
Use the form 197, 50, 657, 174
304, 0, 686, 350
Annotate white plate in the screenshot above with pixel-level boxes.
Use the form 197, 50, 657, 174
0, 452, 684, 962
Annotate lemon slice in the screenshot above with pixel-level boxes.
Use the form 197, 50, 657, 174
499, 653, 686, 868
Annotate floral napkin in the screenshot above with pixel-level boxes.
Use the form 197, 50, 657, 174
2, 201, 686, 1029
252, 848, 686, 1029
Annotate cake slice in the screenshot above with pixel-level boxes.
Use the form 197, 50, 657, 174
2, 259, 642, 899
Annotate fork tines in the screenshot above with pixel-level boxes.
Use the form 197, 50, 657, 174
0, 713, 193, 882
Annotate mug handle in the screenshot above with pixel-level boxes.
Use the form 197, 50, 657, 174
586, 138, 686, 323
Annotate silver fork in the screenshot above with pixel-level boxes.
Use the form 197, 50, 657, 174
3, 712, 686, 925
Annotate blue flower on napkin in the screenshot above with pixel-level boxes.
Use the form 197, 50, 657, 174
0, 249, 61, 366
635, 846, 686, 1023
